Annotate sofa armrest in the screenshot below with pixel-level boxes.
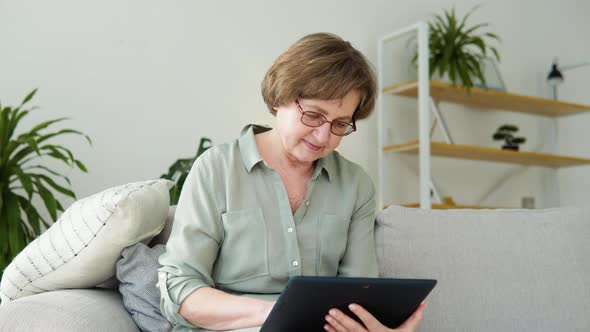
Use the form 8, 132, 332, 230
0, 288, 139, 332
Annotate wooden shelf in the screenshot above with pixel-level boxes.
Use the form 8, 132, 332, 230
383, 80, 590, 117
384, 141, 590, 167
400, 203, 501, 210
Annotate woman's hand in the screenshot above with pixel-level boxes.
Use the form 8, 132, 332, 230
262, 301, 277, 322
324, 301, 426, 332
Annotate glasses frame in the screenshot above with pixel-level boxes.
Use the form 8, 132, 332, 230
295, 99, 357, 136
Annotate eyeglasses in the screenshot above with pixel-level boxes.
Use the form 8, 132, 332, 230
295, 99, 356, 136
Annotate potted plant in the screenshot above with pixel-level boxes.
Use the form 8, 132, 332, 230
410, 5, 501, 92
160, 137, 212, 205
0, 90, 91, 276
493, 124, 526, 151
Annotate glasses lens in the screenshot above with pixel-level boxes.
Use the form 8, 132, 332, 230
331, 121, 354, 136
301, 112, 325, 127
299, 106, 354, 136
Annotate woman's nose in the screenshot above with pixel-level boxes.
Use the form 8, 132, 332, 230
314, 122, 332, 143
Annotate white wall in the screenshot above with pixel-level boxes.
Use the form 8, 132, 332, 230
1, 0, 588, 210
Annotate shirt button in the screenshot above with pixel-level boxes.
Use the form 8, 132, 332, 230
292, 261, 299, 267
287, 227, 293, 233
305, 201, 309, 206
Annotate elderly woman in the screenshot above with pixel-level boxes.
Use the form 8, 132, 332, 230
158, 33, 426, 332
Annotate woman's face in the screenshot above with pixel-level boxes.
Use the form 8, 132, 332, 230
274, 90, 360, 165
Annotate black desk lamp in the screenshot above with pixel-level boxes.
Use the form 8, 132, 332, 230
547, 58, 590, 100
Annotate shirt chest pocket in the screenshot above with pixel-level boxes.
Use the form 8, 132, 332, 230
215, 208, 269, 284
318, 214, 349, 276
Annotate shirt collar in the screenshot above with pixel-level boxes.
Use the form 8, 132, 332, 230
238, 124, 269, 172
312, 153, 333, 182
238, 124, 334, 182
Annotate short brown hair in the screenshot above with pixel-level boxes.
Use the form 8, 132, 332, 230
261, 33, 376, 121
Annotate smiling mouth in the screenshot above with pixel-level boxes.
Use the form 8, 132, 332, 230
303, 140, 321, 151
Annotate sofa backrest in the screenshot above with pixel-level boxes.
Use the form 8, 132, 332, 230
149, 206, 177, 247
375, 205, 590, 332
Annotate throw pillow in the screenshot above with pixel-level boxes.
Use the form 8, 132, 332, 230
0, 179, 174, 303
148, 205, 177, 247
116, 242, 172, 332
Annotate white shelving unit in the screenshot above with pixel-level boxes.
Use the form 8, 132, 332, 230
377, 22, 590, 210
377, 21, 431, 210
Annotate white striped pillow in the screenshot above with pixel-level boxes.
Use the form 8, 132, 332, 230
0, 179, 174, 304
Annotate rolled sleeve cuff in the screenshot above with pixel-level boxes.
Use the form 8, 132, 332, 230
157, 271, 210, 328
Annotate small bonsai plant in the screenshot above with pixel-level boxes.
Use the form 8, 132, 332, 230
410, 5, 501, 92
0, 89, 91, 276
160, 137, 212, 205
493, 124, 526, 151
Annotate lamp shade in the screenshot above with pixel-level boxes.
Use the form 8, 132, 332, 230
547, 63, 564, 85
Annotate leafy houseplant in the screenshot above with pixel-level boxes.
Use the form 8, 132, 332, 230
493, 124, 526, 151
411, 6, 501, 92
0, 90, 91, 276
160, 138, 212, 205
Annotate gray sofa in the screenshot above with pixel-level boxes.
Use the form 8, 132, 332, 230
1, 205, 588, 331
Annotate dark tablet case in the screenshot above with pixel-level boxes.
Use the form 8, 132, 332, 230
260, 276, 437, 332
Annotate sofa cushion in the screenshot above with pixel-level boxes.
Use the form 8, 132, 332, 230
0, 288, 139, 331
375, 205, 590, 332
0, 179, 174, 303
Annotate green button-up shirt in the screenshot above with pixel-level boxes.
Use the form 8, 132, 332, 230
158, 124, 378, 331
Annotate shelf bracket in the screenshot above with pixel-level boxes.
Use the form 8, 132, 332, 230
430, 97, 454, 144
430, 179, 443, 204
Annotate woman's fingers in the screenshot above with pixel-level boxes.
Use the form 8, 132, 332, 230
397, 301, 427, 330
325, 312, 348, 332
348, 304, 383, 331
326, 308, 367, 332
324, 322, 338, 332
325, 302, 427, 332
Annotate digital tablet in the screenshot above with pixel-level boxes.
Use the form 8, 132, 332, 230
260, 276, 436, 332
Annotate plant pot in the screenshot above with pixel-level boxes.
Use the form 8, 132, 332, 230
432, 72, 459, 85
502, 145, 519, 151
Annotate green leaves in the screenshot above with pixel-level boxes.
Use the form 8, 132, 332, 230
161, 137, 212, 205
4, 192, 26, 260
0, 89, 91, 278
14, 167, 34, 199
0, 107, 12, 159
74, 159, 88, 173
21, 89, 38, 106
32, 173, 76, 199
410, 6, 501, 92
34, 180, 58, 221
493, 124, 526, 149
16, 195, 41, 238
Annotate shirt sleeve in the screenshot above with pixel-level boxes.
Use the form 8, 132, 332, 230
337, 173, 379, 278
157, 150, 224, 328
